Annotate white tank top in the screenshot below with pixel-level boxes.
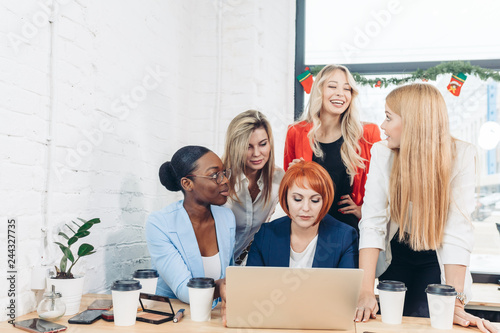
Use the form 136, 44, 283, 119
201, 253, 221, 280
289, 235, 318, 268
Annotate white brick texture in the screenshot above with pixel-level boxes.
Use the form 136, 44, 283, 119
0, 0, 294, 319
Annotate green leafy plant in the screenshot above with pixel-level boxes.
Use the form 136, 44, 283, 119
54, 217, 101, 279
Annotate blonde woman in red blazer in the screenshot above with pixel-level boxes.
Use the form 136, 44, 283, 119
284, 64, 381, 230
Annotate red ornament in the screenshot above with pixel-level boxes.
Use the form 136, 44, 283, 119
374, 80, 382, 88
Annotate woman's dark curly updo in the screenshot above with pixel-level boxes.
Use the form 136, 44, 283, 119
159, 146, 211, 192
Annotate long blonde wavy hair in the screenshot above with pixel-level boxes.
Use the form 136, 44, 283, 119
300, 64, 364, 184
387, 84, 456, 251
222, 110, 276, 205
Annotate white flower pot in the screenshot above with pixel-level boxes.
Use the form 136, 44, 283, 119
47, 276, 85, 316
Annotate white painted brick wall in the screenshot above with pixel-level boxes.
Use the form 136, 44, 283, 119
0, 0, 294, 320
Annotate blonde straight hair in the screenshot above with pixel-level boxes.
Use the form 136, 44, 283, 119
222, 110, 276, 205
300, 64, 364, 184
387, 84, 455, 251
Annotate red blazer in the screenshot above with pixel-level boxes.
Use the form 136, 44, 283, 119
284, 121, 381, 207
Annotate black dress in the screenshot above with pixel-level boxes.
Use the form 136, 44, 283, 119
379, 231, 440, 317
313, 137, 359, 231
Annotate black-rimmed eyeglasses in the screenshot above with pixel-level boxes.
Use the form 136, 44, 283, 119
185, 169, 231, 184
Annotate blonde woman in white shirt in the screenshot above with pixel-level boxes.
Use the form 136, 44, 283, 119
222, 110, 285, 265
356, 84, 496, 333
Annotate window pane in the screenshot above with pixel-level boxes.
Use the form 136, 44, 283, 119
306, 0, 500, 65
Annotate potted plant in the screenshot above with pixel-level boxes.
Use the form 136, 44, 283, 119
48, 217, 101, 315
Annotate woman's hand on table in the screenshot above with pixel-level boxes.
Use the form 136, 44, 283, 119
216, 279, 227, 326
454, 303, 498, 333
338, 194, 361, 219
355, 290, 378, 322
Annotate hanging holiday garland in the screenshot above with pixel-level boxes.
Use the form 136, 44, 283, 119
307, 61, 500, 88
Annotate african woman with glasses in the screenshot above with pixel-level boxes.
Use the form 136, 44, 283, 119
146, 145, 235, 305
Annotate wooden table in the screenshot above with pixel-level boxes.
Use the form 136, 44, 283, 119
2, 293, 499, 332
467, 283, 500, 311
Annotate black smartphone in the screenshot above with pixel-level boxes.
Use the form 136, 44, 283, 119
68, 309, 105, 324
87, 299, 113, 310
13, 318, 67, 333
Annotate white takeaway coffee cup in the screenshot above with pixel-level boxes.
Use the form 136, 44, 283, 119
377, 280, 407, 324
133, 269, 159, 308
187, 277, 215, 322
111, 280, 142, 326
426, 284, 457, 329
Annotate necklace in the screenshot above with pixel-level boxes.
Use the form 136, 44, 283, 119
249, 185, 260, 195
247, 172, 261, 200
248, 184, 261, 203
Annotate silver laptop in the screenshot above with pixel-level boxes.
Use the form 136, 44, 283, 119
225, 266, 363, 330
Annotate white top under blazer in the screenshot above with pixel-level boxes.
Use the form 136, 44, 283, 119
202, 253, 221, 281
359, 140, 476, 302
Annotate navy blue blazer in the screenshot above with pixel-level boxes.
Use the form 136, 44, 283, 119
246, 214, 358, 268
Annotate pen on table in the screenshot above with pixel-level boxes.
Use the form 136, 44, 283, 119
173, 308, 185, 323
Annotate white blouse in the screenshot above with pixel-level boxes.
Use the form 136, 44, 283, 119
202, 253, 221, 281
225, 167, 285, 260
359, 140, 476, 301
290, 235, 318, 268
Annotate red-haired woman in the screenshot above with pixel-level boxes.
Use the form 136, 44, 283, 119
246, 161, 358, 268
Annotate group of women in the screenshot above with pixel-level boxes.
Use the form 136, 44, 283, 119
145, 64, 496, 333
